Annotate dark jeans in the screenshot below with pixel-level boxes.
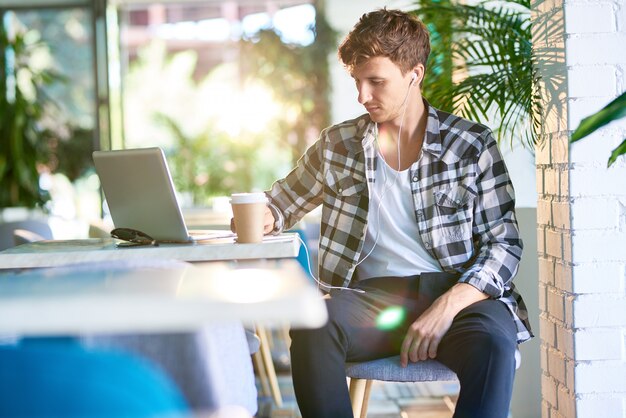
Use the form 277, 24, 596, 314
290, 274, 518, 418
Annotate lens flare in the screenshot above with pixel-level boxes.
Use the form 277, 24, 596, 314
375, 306, 406, 331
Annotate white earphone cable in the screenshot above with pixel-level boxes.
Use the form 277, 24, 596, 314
355, 76, 414, 268
296, 74, 416, 293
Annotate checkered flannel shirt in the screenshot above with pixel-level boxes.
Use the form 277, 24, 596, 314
267, 103, 532, 343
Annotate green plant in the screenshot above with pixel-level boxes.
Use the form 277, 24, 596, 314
155, 112, 290, 205
570, 91, 626, 167
0, 18, 57, 208
410, 0, 541, 147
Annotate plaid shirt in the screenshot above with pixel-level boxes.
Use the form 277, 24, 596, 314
267, 103, 532, 343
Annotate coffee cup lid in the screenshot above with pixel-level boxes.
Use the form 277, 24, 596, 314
230, 192, 268, 204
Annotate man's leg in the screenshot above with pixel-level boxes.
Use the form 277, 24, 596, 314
435, 299, 518, 418
289, 278, 417, 418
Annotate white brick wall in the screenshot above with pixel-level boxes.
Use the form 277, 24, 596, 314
533, 0, 626, 416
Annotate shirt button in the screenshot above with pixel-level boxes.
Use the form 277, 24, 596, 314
424, 241, 431, 248
455, 199, 461, 205
416, 210, 424, 218
338, 188, 343, 193
412, 176, 419, 182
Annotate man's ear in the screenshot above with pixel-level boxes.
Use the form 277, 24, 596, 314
412, 64, 425, 85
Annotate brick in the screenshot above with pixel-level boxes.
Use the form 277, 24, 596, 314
538, 198, 552, 226
565, 33, 626, 66
574, 328, 624, 360
565, 357, 575, 393
544, 167, 560, 196
540, 313, 557, 347
542, 373, 559, 407
565, 3, 616, 34
556, 384, 575, 418
537, 166, 545, 196
541, 343, 549, 371
536, 137, 551, 165
551, 200, 571, 229
571, 262, 624, 294
577, 396, 625, 418
571, 231, 626, 263
562, 231, 573, 263
567, 65, 617, 98
572, 294, 626, 328
539, 256, 556, 284
546, 228, 563, 259
564, 294, 574, 326
547, 287, 565, 321
575, 361, 626, 393
571, 197, 620, 230
539, 282, 548, 313
554, 262, 573, 292
542, 400, 551, 418
556, 324, 574, 358
551, 133, 569, 164
537, 226, 547, 257
547, 347, 567, 384
559, 168, 569, 198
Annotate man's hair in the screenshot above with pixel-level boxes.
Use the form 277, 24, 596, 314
338, 8, 431, 75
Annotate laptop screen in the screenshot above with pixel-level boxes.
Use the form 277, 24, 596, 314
93, 147, 191, 242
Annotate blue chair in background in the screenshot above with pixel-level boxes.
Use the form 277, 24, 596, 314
0, 337, 189, 417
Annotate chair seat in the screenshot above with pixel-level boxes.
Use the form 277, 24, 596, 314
345, 356, 457, 383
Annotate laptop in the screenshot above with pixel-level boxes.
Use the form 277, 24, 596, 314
93, 147, 233, 243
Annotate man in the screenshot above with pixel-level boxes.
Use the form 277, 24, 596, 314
244, 8, 532, 418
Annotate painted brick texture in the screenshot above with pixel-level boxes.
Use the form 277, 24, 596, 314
533, 0, 626, 416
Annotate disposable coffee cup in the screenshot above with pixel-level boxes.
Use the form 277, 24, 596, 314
230, 192, 268, 243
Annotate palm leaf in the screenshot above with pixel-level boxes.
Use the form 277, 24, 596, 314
571, 91, 626, 141
411, 0, 535, 147
570, 91, 626, 167
608, 139, 626, 167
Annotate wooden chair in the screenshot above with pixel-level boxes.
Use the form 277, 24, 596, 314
346, 356, 457, 418
346, 350, 520, 418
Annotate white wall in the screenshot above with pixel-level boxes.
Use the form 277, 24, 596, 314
534, 0, 626, 416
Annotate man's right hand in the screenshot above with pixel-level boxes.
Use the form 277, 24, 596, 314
230, 206, 276, 235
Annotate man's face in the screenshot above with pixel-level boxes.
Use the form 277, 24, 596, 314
351, 56, 416, 124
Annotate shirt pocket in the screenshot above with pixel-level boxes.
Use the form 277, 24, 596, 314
433, 185, 476, 240
325, 170, 366, 197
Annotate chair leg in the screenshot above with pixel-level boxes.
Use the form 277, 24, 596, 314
349, 378, 370, 418
252, 350, 270, 396
256, 325, 283, 407
360, 380, 372, 418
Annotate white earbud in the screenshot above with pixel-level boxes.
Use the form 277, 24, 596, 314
411, 73, 417, 84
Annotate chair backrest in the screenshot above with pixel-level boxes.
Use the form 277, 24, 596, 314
0, 220, 53, 251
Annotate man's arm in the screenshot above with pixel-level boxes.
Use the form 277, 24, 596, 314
401, 131, 522, 365
400, 283, 487, 365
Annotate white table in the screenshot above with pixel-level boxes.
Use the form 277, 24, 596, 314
0, 259, 327, 336
0, 233, 300, 269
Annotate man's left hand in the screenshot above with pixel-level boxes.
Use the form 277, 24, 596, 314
400, 283, 488, 367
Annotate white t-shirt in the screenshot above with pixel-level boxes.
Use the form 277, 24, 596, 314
356, 150, 442, 280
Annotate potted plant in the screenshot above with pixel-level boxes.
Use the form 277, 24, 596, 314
0, 15, 59, 212
408, 0, 552, 147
